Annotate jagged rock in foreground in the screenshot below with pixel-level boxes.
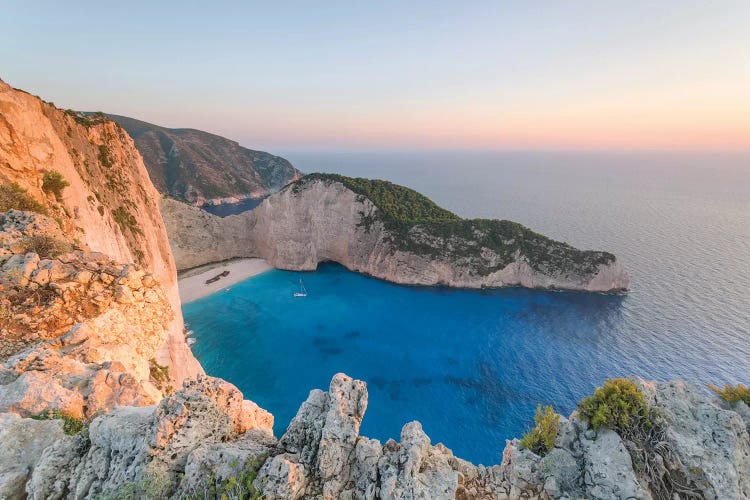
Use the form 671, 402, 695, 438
24, 375, 274, 499
108, 114, 302, 206
6, 372, 747, 499
162, 174, 629, 292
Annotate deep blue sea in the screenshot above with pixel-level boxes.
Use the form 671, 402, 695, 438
184, 151, 750, 465
201, 197, 266, 217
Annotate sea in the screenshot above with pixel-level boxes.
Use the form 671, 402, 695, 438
183, 150, 750, 465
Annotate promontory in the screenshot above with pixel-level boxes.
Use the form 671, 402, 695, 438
162, 173, 630, 292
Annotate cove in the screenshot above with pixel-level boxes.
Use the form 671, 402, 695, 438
184, 262, 736, 465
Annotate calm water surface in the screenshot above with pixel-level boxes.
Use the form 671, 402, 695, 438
184, 151, 750, 464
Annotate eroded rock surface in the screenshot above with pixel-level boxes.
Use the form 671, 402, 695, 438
0, 81, 200, 383
0, 210, 183, 422
162, 177, 629, 292
24, 375, 274, 499
0, 372, 747, 499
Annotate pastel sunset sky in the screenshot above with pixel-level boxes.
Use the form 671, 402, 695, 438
2, 1, 748, 151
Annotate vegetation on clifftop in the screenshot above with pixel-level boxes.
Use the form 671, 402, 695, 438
520, 404, 560, 456
709, 383, 750, 405
295, 173, 460, 224
291, 173, 616, 277
579, 378, 649, 432
578, 379, 701, 499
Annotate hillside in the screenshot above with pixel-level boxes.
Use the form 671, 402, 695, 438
162, 174, 628, 291
106, 114, 301, 205
295, 174, 617, 278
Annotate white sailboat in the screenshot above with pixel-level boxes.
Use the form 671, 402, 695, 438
294, 278, 307, 297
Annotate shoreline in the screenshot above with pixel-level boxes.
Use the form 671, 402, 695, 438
178, 258, 273, 303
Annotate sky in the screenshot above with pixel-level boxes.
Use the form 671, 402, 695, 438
1, 1, 748, 152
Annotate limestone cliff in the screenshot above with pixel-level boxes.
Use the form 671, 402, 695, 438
107, 113, 302, 206
7, 372, 748, 499
0, 82, 200, 383
163, 175, 629, 292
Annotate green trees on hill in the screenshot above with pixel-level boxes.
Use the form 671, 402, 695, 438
291, 173, 615, 276
297, 173, 460, 224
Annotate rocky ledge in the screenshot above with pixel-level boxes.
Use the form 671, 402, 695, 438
162, 174, 629, 292
0, 211, 182, 423
3, 372, 748, 499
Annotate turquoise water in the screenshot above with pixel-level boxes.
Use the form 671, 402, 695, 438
184, 151, 750, 465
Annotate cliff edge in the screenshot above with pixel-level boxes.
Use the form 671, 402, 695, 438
163, 174, 629, 292
0, 81, 200, 383
8, 372, 749, 499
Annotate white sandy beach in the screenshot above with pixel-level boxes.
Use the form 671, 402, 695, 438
178, 258, 273, 303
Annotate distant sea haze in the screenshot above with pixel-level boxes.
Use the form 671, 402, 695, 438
185, 150, 750, 464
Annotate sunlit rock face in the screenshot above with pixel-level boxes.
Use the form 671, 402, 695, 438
0, 81, 200, 382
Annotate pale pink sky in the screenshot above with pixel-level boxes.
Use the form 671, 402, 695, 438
2, 1, 748, 151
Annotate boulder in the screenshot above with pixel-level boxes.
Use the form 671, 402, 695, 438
638, 380, 750, 499
0, 413, 64, 500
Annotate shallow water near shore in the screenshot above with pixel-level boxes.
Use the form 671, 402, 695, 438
184, 151, 750, 464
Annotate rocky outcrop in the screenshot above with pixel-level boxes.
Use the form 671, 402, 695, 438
0, 82, 200, 383
23, 375, 273, 499
107, 114, 302, 205
252, 374, 653, 500
637, 380, 750, 499
10, 373, 746, 500
160, 199, 258, 270
0, 412, 64, 499
0, 210, 187, 425
163, 176, 629, 292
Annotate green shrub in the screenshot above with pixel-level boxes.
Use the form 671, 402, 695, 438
98, 144, 113, 168
708, 383, 750, 405
520, 404, 559, 456
0, 183, 48, 214
579, 378, 649, 432
149, 358, 173, 394
20, 234, 72, 258
41, 170, 70, 200
112, 206, 143, 236
185, 456, 266, 500
31, 409, 86, 435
